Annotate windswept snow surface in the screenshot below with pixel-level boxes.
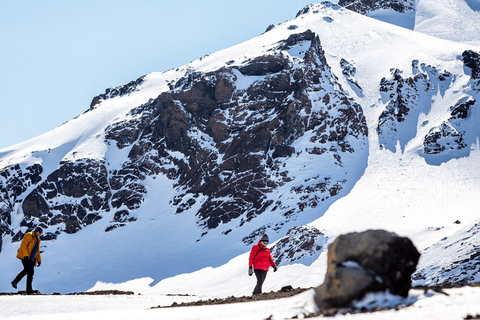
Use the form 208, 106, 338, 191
1, 4, 480, 317
414, 0, 480, 46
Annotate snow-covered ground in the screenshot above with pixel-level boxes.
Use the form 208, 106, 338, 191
2, 287, 480, 320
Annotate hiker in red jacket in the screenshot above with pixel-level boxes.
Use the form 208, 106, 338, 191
248, 234, 277, 295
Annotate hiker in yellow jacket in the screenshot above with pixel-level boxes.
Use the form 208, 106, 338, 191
11, 227, 43, 293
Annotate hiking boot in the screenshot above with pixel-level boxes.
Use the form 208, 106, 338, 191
11, 281, 17, 289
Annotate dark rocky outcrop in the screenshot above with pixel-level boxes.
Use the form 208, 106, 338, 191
423, 122, 466, 154
338, 0, 415, 14
90, 76, 146, 109
378, 61, 452, 152
314, 230, 420, 309
0, 163, 44, 249
237, 55, 289, 76
0, 30, 368, 245
271, 226, 327, 265
462, 50, 480, 80
103, 31, 368, 233
423, 96, 476, 155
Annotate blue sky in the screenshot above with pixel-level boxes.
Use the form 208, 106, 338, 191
0, 0, 321, 150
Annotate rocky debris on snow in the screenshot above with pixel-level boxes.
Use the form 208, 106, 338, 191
152, 287, 310, 308
66, 290, 135, 295
270, 225, 327, 265
338, 0, 415, 14
0, 290, 135, 296
465, 315, 480, 320
378, 61, 453, 152
418, 52, 480, 160
462, 50, 480, 81
314, 229, 420, 310
340, 58, 363, 94
423, 95, 476, 156
423, 122, 467, 155
89, 75, 146, 109
413, 221, 480, 286
296, 2, 339, 19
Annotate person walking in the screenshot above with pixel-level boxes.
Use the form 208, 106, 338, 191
11, 227, 43, 293
248, 234, 277, 295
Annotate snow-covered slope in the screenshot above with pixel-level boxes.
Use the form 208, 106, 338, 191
1, 1, 480, 299
339, 0, 480, 46
415, 0, 480, 46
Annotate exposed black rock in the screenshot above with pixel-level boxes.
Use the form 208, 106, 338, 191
237, 54, 289, 76
423, 96, 476, 155
340, 58, 363, 93
423, 123, 466, 154
462, 50, 480, 80
450, 97, 476, 120
90, 75, 146, 109
378, 61, 453, 152
271, 226, 327, 265
339, 0, 415, 14
0, 163, 44, 249
277, 29, 316, 50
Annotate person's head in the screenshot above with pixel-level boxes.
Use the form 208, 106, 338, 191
260, 234, 269, 245
34, 227, 43, 238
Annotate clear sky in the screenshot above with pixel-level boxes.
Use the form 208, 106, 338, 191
0, 0, 322, 150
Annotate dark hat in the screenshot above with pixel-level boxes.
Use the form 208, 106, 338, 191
261, 234, 269, 243
34, 227, 43, 234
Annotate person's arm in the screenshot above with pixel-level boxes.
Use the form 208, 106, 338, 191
249, 246, 258, 267
36, 240, 42, 264
268, 252, 277, 270
17, 233, 33, 259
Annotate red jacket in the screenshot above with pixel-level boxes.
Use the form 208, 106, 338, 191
249, 241, 276, 270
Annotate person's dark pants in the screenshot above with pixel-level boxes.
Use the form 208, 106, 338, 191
253, 269, 268, 295
13, 259, 35, 291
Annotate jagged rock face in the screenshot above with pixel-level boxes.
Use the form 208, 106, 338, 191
89, 76, 146, 110
0, 30, 368, 247
422, 51, 479, 158
19, 160, 110, 239
463, 50, 480, 81
0, 164, 43, 246
340, 58, 362, 95
377, 60, 453, 152
104, 31, 368, 234
377, 55, 479, 163
270, 226, 327, 265
423, 114, 469, 155
338, 0, 415, 14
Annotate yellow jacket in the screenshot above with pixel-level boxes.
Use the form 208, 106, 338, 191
16, 231, 41, 264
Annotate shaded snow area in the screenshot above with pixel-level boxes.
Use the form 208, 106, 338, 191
1, 1, 480, 319
2, 287, 480, 319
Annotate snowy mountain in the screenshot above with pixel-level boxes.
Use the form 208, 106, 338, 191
1, 1, 480, 302
339, 0, 480, 45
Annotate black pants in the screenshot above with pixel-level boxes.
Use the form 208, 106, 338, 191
13, 259, 35, 291
253, 269, 268, 295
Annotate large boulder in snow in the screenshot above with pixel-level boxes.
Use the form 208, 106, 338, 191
314, 229, 420, 309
